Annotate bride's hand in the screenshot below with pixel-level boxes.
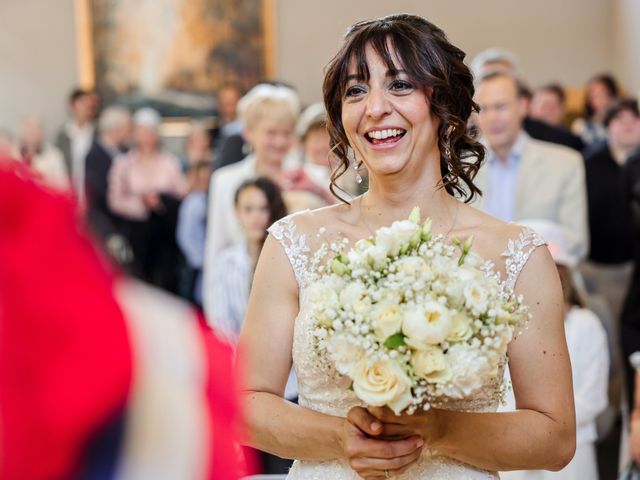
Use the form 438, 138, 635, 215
342, 407, 424, 479
366, 406, 440, 444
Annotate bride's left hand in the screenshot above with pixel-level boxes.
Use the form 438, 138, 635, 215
367, 406, 440, 443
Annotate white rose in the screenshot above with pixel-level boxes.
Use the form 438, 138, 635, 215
446, 311, 473, 343
402, 301, 453, 349
439, 343, 493, 399
328, 334, 366, 376
352, 358, 413, 414
412, 346, 452, 383
340, 281, 372, 314
370, 300, 403, 341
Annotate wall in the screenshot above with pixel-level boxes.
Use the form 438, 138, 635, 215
276, 0, 614, 104
612, 0, 640, 97
0, 0, 77, 140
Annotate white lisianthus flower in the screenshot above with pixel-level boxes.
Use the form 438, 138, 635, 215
446, 311, 473, 343
340, 281, 372, 314
308, 280, 342, 327
402, 301, 453, 349
412, 346, 452, 383
361, 243, 389, 270
376, 220, 420, 257
462, 251, 484, 268
394, 256, 432, 279
328, 333, 366, 376
370, 300, 403, 341
430, 255, 455, 276
352, 358, 413, 414
463, 282, 489, 313
440, 343, 492, 399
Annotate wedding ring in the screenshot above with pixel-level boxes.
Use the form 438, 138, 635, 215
384, 469, 390, 479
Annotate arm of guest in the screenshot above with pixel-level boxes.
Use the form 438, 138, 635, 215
365, 247, 576, 472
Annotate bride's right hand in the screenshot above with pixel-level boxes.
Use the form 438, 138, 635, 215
341, 407, 424, 479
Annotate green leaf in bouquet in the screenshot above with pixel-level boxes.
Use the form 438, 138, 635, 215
384, 332, 407, 349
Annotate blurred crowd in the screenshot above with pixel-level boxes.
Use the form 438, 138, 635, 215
2, 46, 640, 479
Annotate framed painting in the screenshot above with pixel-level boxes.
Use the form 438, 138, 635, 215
75, 0, 276, 116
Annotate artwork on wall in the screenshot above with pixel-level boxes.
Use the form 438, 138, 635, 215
76, 0, 275, 116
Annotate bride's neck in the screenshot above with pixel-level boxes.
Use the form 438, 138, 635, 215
362, 164, 455, 230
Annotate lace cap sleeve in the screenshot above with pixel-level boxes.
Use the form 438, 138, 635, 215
502, 227, 547, 294
267, 214, 311, 287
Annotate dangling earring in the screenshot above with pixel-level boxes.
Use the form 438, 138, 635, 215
354, 159, 363, 184
347, 147, 363, 184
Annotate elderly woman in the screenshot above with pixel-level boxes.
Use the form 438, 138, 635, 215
108, 107, 188, 291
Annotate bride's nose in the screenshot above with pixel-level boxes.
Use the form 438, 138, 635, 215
365, 86, 392, 119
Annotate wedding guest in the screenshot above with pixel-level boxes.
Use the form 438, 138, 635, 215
501, 220, 609, 480
18, 115, 69, 192
582, 98, 640, 323
203, 83, 299, 320
471, 49, 584, 151
176, 160, 213, 307
530, 84, 567, 128
473, 70, 589, 260
571, 74, 620, 146
84, 106, 133, 246
181, 120, 214, 174
55, 88, 96, 200
108, 107, 188, 292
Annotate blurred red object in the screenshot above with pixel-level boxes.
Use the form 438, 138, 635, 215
0, 157, 245, 479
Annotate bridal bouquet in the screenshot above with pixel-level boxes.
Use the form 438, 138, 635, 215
310, 208, 530, 414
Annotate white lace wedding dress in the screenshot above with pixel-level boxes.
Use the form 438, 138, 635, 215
268, 212, 546, 480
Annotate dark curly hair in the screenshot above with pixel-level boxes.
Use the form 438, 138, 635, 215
322, 14, 485, 203
234, 176, 288, 244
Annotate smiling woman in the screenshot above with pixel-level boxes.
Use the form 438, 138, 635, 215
239, 13, 575, 480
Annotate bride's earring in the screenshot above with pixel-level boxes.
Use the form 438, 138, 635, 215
354, 160, 363, 184
348, 148, 363, 184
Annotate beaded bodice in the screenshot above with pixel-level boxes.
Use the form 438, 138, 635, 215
268, 213, 546, 480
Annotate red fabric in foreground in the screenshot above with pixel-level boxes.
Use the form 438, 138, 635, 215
0, 159, 133, 479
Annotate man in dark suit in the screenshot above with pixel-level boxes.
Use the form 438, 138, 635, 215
84, 106, 132, 248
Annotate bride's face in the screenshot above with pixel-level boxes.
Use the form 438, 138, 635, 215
341, 43, 439, 178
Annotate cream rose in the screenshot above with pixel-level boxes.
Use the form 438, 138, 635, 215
412, 346, 452, 383
370, 301, 403, 341
352, 358, 413, 414
446, 311, 473, 343
402, 301, 453, 349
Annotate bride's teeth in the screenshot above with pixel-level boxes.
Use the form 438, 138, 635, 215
367, 129, 405, 140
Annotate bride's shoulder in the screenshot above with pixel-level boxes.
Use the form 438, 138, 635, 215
269, 202, 355, 239
457, 205, 547, 266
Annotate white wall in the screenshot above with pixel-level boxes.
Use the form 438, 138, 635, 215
0, 0, 77, 140
276, 0, 614, 104
612, 0, 640, 97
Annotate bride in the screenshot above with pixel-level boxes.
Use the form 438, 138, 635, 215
238, 14, 575, 479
